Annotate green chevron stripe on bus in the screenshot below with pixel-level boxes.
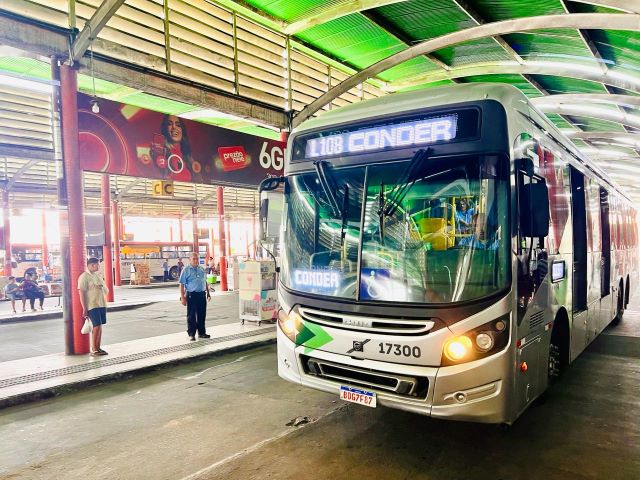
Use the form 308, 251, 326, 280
296, 322, 333, 354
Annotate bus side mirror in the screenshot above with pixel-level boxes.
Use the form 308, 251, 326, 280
519, 181, 549, 238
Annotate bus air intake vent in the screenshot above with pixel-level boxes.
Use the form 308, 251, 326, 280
298, 307, 434, 335
300, 355, 429, 399
529, 311, 544, 330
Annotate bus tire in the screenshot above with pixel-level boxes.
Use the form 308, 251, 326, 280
612, 282, 624, 326
169, 266, 179, 280
625, 275, 630, 309
548, 311, 569, 385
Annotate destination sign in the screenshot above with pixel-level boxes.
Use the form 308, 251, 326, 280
304, 115, 458, 159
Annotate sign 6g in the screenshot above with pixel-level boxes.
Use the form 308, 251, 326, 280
259, 142, 284, 171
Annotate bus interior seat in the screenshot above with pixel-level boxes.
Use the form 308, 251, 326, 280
417, 217, 453, 250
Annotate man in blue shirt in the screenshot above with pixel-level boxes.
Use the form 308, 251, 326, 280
179, 252, 211, 341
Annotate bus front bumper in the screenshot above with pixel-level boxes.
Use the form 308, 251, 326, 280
277, 328, 512, 424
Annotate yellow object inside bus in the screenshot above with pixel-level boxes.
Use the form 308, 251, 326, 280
121, 245, 160, 256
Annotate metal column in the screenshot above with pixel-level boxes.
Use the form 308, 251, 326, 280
41, 210, 48, 268
2, 191, 11, 276
102, 175, 114, 302
209, 227, 215, 263
192, 206, 199, 257
217, 186, 228, 291
60, 63, 88, 354
112, 200, 122, 286
252, 214, 257, 259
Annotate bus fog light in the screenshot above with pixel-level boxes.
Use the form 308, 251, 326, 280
444, 336, 472, 362
454, 392, 467, 403
475, 333, 494, 351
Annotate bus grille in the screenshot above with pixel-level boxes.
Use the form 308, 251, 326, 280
298, 307, 434, 335
300, 355, 429, 399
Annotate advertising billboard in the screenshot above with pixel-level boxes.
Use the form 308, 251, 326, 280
77, 93, 285, 187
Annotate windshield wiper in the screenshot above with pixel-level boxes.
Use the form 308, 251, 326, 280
340, 184, 349, 246
382, 148, 431, 218
377, 181, 385, 246
313, 160, 341, 218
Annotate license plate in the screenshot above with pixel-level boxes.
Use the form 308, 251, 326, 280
339, 385, 377, 408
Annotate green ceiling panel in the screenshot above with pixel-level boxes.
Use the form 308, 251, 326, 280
529, 75, 608, 94
0, 56, 51, 80
543, 113, 575, 130
396, 79, 456, 93
376, 0, 476, 42
432, 38, 513, 67
504, 32, 596, 65
471, 0, 566, 21
379, 57, 440, 83
565, 115, 627, 132
587, 30, 640, 73
297, 14, 407, 69
459, 74, 542, 98
564, 1, 621, 14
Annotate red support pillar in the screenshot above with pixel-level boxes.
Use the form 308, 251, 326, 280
112, 200, 122, 286
101, 175, 114, 302
2, 191, 11, 276
192, 206, 199, 257
41, 210, 48, 268
217, 187, 228, 291
225, 217, 231, 256
209, 227, 215, 263
169, 223, 174, 242
60, 63, 88, 354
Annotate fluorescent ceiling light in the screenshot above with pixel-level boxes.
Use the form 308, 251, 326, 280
179, 108, 280, 132
0, 72, 53, 94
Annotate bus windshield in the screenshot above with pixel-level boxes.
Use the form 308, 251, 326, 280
281, 154, 510, 304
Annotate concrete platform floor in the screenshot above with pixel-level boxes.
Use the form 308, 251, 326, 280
0, 289, 275, 407
0, 295, 638, 479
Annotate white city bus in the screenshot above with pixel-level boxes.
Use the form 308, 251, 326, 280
266, 84, 638, 424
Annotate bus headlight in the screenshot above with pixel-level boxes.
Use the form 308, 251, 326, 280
441, 315, 510, 366
444, 336, 473, 362
278, 309, 302, 343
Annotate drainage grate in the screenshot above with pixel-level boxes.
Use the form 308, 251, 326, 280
0, 328, 274, 389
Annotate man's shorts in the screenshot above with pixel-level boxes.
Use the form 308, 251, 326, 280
88, 307, 107, 327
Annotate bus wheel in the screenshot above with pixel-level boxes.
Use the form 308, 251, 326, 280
612, 285, 624, 326
169, 266, 179, 280
548, 316, 568, 384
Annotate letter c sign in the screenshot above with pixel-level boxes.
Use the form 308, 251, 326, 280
152, 180, 174, 197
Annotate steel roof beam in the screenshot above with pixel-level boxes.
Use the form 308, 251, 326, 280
294, 13, 640, 127
389, 61, 640, 93
565, 131, 640, 143
531, 93, 640, 108
536, 103, 640, 130
71, 0, 126, 64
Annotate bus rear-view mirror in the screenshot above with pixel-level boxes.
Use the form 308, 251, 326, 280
519, 181, 549, 238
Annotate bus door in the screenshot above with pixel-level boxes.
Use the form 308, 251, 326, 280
599, 187, 612, 327
569, 166, 588, 360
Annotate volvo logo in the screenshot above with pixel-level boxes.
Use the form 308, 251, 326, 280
347, 339, 370, 354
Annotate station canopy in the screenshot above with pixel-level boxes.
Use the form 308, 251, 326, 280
1, 1, 640, 206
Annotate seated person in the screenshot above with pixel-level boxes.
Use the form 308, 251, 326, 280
458, 212, 499, 250
455, 198, 475, 235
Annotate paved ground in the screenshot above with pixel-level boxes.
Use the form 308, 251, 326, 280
0, 288, 238, 363
0, 323, 638, 480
